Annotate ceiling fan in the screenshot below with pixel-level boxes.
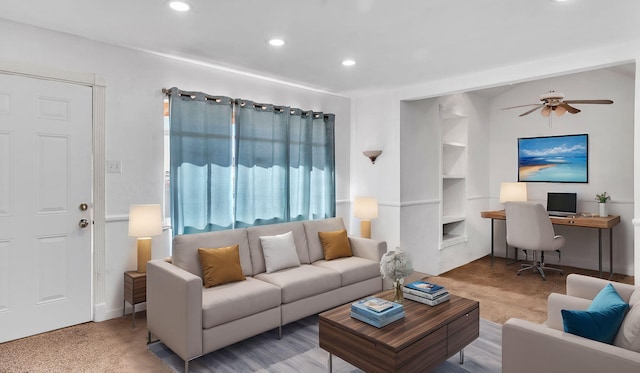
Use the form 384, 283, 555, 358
502, 91, 613, 117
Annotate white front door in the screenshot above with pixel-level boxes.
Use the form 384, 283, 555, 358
0, 73, 92, 342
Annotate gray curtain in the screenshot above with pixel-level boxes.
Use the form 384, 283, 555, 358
288, 109, 313, 221
310, 113, 335, 219
235, 101, 289, 227
169, 89, 234, 234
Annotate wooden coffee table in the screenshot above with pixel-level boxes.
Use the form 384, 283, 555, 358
318, 291, 479, 372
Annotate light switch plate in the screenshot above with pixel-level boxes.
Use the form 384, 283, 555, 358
107, 160, 122, 173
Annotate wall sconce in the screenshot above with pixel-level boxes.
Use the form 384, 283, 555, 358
128, 204, 163, 273
499, 182, 528, 207
363, 150, 382, 164
354, 197, 378, 238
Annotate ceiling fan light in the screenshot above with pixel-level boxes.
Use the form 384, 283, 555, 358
541, 107, 551, 117
556, 106, 567, 116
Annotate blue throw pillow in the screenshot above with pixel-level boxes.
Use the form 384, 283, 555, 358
562, 283, 629, 344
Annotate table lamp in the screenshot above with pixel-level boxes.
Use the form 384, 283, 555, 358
354, 197, 378, 238
499, 182, 527, 206
128, 204, 162, 273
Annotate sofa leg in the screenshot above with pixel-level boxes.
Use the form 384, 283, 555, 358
184, 359, 189, 373
278, 325, 283, 340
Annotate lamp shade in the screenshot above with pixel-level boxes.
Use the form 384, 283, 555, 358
499, 182, 528, 203
128, 204, 162, 238
354, 197, 378, 220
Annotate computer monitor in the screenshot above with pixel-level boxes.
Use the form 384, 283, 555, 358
546, 192, 577, 216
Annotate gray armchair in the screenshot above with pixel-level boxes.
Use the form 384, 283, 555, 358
505, 201, 565, 280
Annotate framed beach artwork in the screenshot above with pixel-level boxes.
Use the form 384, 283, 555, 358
518, 134, 588, 183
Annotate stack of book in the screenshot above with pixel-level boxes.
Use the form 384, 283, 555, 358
350, 296, 405, 328
403, 280, 450, 306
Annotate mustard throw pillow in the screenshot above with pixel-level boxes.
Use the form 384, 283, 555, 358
198, 245, 246, 288
318, 229, 352, 260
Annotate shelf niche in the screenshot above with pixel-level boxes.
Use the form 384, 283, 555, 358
439, 105, 468, 249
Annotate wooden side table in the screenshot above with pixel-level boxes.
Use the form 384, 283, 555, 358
124, 271, 146, 328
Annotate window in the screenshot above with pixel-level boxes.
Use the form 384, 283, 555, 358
166, 88, 335, 235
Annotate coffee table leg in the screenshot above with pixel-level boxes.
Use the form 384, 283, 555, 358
459, 349, 464, 364
328, 352, 333, 372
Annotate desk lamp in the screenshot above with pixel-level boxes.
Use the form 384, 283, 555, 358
354, 197, 378, 239
499, 182, 527, 208
128, 204, 162, 273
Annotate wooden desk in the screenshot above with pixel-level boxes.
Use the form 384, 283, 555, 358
481, 210, 620, 278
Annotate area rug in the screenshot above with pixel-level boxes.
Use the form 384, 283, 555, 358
150, 315, 502, 373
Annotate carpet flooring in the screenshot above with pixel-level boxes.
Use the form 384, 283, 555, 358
150, 316, 502, 373
0, 255, 634, 372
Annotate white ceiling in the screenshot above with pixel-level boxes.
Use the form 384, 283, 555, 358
1, 0, 639, 94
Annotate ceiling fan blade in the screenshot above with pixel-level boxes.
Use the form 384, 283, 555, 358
501, 103, 540, 110
563, 99, 614, 104
559, 103, 580, 114
519, 104, 544, 116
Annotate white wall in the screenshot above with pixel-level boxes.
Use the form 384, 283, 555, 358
0, 19, 351, 320
488, 68, 635, 275
349, 92, 402, 244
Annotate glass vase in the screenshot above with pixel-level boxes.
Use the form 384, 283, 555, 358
392, 278, 404, 303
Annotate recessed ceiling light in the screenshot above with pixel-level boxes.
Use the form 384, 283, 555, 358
268, 39, 285, 47
168, 1, 191, 12
342, 59, 356, 66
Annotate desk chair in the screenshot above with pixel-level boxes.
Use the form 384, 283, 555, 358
505, 201, 565, 280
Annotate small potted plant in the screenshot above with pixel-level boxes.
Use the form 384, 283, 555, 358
595, 192, 610, 217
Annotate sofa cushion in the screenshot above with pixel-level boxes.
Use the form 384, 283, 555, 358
248, 222, 310, 275
562, 284, 629, 344
198, 245, 246, 287
260, 231, 301, 273
201, 277, 281, 329
614, 288, 640, 352
319, 229, 352, 260
312, 256, 380, 286
173, 228, 252, 277
303, 217, 346, 262
255, 264, 340, 304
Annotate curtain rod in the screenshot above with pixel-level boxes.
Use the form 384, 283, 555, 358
162, 87, 334, 119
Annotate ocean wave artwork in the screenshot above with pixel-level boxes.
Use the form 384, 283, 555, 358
518, 134, 588, 183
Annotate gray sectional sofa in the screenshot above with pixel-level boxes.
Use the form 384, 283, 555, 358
146, 217, 387, 372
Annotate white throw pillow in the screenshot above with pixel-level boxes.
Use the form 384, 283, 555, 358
260, 231, 301, 273
614, 289, 640, 352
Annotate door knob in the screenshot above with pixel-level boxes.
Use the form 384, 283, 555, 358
79, 219, 90, 228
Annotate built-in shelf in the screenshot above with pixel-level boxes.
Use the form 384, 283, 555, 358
440, 105, 468, 251
442, 215, 466, 224
441, 234, 468, 248
439, 105, 466, 120
443, 142, 466, 149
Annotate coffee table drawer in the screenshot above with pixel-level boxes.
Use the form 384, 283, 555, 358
319, 318, 395, 372
448, 306, 479, 355
319, 318, 448, 373
396, 326, 447, 373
